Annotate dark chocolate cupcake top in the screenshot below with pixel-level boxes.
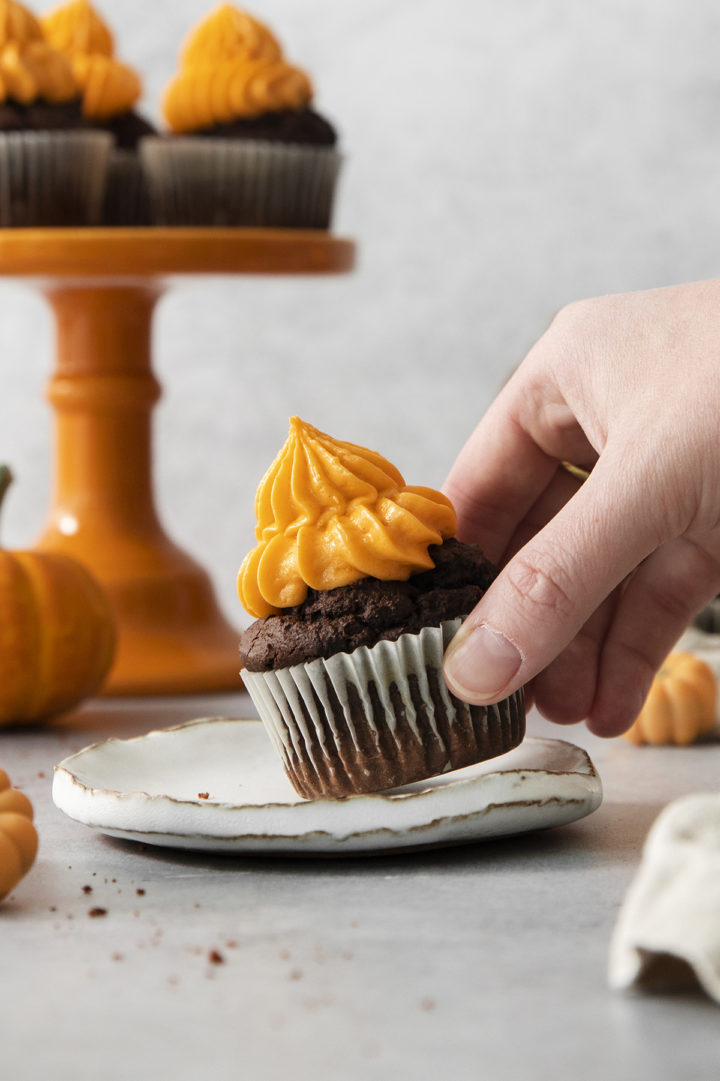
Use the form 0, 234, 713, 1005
0, 98, 85, 131
193, 107, 336, 147
239, 538, 497, 671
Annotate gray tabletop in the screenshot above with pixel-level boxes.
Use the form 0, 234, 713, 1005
2, 694, 719, 1081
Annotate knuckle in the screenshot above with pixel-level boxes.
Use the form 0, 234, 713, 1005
504, 554, 576, 623
644, 579, 698, 627
612, 638, 659, 690
548, 297, 599, 341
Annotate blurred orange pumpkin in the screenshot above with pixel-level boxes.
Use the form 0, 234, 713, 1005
0, 769, 38, 900
0, 466, 115, 724
624, 651, 717, 746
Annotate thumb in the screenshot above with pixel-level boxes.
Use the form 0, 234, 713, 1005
443, 461, 659, 704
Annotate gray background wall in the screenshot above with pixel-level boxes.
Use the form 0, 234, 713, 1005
1, 0, 718, 632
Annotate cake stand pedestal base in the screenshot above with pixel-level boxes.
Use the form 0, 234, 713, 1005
36, 283, 242, 697
0, 228, 355, 696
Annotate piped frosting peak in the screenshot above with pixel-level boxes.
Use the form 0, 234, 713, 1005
162, 4, 312, 134
238, 418, 457, 618
41, 0, 112, 56
0, 0, 75, 104
41, 0, 141, 118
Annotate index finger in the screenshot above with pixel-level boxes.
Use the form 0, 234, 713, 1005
442, 370, 591, 564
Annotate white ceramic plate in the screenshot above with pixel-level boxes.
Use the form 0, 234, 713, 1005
53, 718, 603, 856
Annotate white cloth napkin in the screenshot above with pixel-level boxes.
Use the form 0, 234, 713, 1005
609, 793, 720, 1002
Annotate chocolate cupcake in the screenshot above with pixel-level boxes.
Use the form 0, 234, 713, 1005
0, 1, 110, 226
141, 5, 342, 228
238, 418, 525, 800
41, 0, 156, 224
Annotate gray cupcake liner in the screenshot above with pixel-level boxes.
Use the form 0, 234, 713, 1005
101, 148, 152, 226
0, 130, 112, 227
242, 618, 526, 800
140, 136, 342, 228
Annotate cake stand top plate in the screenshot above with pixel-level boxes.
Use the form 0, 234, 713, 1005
0, 227, 355, 279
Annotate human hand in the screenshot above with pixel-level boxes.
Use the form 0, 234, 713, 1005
442, 280, 720, 736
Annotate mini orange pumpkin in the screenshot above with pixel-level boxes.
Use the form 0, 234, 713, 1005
0, 769, 38, 900
624, 652, 717, 746
0, 466, 116, 724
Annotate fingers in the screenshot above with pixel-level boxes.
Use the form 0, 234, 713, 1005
443, 454, 661, 707
502, 465, 586, 563
530, 590, 619, 725
586, 533, 720, 736
443, 364, 596, 563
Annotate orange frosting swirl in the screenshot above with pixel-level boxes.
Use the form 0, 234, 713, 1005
181, 5, 281, 67
0, 0, 42, 45
41, 0, 113, 57
0, 3, 76, 104
41, 1, 140, 118
70, 52, 140, 118
238, 418, 458, 619
162, 4, 313, 134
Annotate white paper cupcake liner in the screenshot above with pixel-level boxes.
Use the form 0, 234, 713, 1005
0, 130, 111, 227
243, 618, 526, 799
140, 136, 342, 228
101, 148, 151, 226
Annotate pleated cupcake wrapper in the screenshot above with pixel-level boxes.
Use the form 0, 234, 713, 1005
140, 136, 342, 228
243, 619, 526, 799
101, 148, 151, 226
0, 131, 111, 227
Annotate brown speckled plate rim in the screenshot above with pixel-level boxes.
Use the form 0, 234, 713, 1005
53, 716, 600, 812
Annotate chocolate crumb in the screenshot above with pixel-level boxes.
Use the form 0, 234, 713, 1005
88, 907, 108, 918
198, 792, 209, 800
208, 949, 224, 965
37, 771, 46, 779
289, 969, 303, 981
49, 906, 57, 913
136, 888, 145, 896
82, 885, 93, 894
112, 953, 124, 962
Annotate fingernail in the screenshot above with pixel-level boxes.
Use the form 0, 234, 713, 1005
444, 624, 523, 703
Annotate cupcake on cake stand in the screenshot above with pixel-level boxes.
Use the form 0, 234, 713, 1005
0, 226, 355, 695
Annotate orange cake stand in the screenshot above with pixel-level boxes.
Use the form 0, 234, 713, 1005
0, 227, 355, 696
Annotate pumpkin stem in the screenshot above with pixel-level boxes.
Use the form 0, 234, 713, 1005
0, 465, 12, 517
